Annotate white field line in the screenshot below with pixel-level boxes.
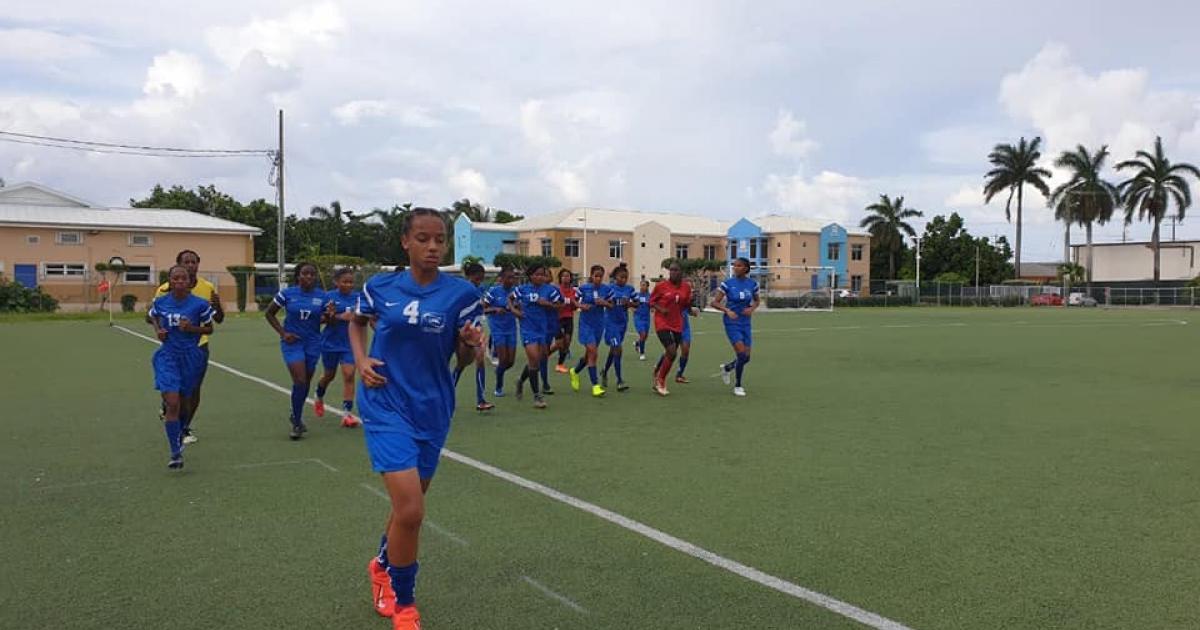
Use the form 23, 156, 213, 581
26, 477, 134, 492
723, 318, 1188, 335
520, 575, 588, 614
231, 459, 338, 473
114, 324, 911, 630
358, 483, 468, 547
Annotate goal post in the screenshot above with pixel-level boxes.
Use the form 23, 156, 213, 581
733, 264, 835, 312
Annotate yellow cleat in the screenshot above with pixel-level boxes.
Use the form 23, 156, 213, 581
569, 368, 581, 392
592, 384, 606, 397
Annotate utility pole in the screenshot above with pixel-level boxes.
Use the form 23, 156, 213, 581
276, 110, 285, 287
975, 243, 980, 305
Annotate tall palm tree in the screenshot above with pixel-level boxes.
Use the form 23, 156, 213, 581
1048, 145, 1118, 286
1116, 136, 1200, 283
859, 194, 922, 279
983, 136, 1052, 279
310, 200, 345, 255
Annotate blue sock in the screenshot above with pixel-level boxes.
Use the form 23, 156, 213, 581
587, 365, 598, 385
388, 562, 419, 606
636, 339, 644, 354
677, 356, 689, 377
724, 357, 737, 372
736, 352, 750, 386
539, 357, 550, 388
290, 383, 307, 425
376, 534, 388, 567
163, 419, 182, 457
495, 366, 507, 391
475, 365, 486, 404
603, 352, 615, 375
614, 354, 623, 383
343, 399, 353, 412
574, 356, 587, 373
316, 384, 327, 399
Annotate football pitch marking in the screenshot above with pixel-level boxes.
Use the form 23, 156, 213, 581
520, 575, 589, 614
113, 324, 913, 630
232, 458, 339, 473
693, 317, 1189, 336
26, 477, 134, 492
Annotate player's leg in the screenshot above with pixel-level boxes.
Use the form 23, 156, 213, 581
474, 345, 493, 411
285, 358, 311, 439
539, 338, 554, 394
315, 351, 340, 418
154, 349, 186, 468
654, 331, 679, 395
181, 346, 209, 444
339, 358, 360, 426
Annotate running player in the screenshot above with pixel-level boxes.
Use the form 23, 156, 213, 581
482, 265, 518, 397
511, 264, 562, 408
148, 265, 215, 469
711, 257, 760, 396
552, 269, 577, 373
674, 304, 701, 383
601, 264, 635, 391
649, 262, 692, 396
265, 262, 327, 440
149, 249, 223, 444
633, 279, 651, 360
569, 265, 611, 397
315, 267, 362, 427
349, 208, 484, 630
452, 263, 493, 411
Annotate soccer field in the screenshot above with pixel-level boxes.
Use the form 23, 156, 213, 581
2, 307, 1197, 630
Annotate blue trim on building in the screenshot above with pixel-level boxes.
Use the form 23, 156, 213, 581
455, 215, 517, 266
818, 223, 849, 288
725, 218, 768, 269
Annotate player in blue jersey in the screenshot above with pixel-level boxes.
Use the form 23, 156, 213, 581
348, 208, 484, 630
510, 264, 562, 408
148, 265, 215, 469
711, 257, 760, 396
452, 262, 494, 411
633, 279, 651, 360
265, 262, 328, 440
569, 264, 612, 397
482, 265, 518, 397
315, 267, 363, 427
600, 265, 635, 392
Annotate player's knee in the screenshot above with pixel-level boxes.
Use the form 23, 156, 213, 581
390, 500, 425, 532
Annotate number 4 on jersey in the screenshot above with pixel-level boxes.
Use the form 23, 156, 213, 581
403, 300, 420, 324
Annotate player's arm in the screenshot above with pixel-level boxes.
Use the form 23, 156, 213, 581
455, 300, 484, 356
147, 303, 168, 341
209, 287, 226, 324
265, 295, 298, 343
508, 293, 524, 318
745, 290, 761, 315
649, 287, 669, 314
710, 288, 736, 318
351, 291, 386, 387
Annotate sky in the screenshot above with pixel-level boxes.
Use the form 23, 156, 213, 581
3, 0, 1200, 261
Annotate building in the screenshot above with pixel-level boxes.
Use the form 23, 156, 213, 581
1017, 262, 1062, 284
454, 207, 871, 292
0, 182, 260, 309
1070, 240, 1199, 284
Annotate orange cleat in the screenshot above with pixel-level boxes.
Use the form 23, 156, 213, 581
341, 414, 361, 428
554, 364, 569, 374
674, 375, 690, 384
314, 399, 325, 417
392, 605, 422, 630
369, 559, 395, 618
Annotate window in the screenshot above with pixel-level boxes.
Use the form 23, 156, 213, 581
729, 242, 738, 258
56, 231, 82, 245
658, 243, 664, 249
640, 241, 646, 248
851, 275, 863, 292
564, 239, 580, 258
44, 263, 86, 277
750, 239, 758, 259
608, 240, 624, 259
827, 243, 841, 261
540, 238, 552, 257
501, 240, 517, 254
26, 235, 40, 245
124, 265, 153, 284
129, 233, 154, 247
851, 244, 863, 261
674, 243, 690, 259
703, 244, 718, 260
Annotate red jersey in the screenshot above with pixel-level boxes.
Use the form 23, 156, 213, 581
650, 279, 692, 332
558, 283, 578, 319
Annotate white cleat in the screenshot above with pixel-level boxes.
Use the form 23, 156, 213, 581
733, 386, 746, 397
720, 363, 731, 385
639, 354, 646, 361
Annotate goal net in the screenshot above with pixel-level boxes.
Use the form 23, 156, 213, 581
744, 265, 836, 312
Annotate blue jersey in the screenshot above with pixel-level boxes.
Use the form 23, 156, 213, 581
720, 276, 760, 323
355, 271, 482, 438
577, 282, 610, 329
512, 283, 562, 338
150, 293, 215, 353
483, 284, 516, 335
273, 286, 327, 342
321, 289, 361, 352
633, 291, 651, 321
605, 284, 636, 329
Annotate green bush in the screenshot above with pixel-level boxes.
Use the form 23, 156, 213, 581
0, 280, 59, 313
492, 253, 563, 272
255, 294, 274, 311
226, 265, 256, 313
1187, 275, 1200, 289
120, 294, 138, 312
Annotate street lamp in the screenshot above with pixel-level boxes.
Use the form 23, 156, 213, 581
576, 210, 588, 273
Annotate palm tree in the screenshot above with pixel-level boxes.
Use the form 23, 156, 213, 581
310, 200, 346, 255
1048, 145, 1118, 286
1116, 136, 1200, 283
859, 194, 922, 279
983, 136, 1052, 279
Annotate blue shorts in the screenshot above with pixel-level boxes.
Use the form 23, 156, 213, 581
491, 331, 517, 350
604, 325, 627, 347
577, 321, 603, 346
520, 329, 544, 347
634, 317, 650, 335
364, 428, 447, 480
153, 347, 206, 395
281, 340, 320, 372
543, 332, 556, 346
723, 320, 753, 347
322, 349, 354, 371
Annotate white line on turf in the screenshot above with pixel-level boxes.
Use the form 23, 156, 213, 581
358, 483, 469, 547
310, 458, 340, 472
113, 324, 910, 630
27, 477, 133, 492
520, 575, 588, 614
231, 459, 338, 473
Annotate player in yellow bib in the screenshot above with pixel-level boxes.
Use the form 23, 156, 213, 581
151, 250, 224, 444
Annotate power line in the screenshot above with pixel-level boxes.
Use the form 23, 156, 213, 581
0, 129, 273, 157
0, 135, 276, 159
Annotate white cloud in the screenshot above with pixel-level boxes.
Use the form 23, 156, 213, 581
518, 91, 630, 206
205, 2, 346, 69
768, 109, 818, 159
762, 169, 868, 224
143, 51, 206, 99
331, 100, 441, 127
0, 28, 99, 61
446, 164, 495, 204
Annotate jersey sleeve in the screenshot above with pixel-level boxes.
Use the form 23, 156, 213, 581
357, 282, 377, 317
547, 286, 563, 304
148, 296, 162, 318
198, 303, 216, 325
751, 280, 761, 298
456, 290, 483, 328
272, 288, 289, 308
717, 280, 731, 297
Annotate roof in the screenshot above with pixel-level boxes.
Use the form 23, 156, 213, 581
0, 181, 261, 235
502, 207, 730, 236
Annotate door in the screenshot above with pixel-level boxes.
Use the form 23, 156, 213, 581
14, 264, 36, 287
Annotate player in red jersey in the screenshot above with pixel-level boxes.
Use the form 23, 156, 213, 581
648, 262, 692, 396
552, 269, 578, 373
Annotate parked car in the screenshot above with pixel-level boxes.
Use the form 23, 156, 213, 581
1030, 293, 1063, 306
836, 289, 859, 299
1068, 292, 1098, 307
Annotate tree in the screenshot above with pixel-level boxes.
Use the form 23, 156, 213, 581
1049, 145, 1118, 286
309, 200, 346, 255
1116, 136, 1200, 283
900, 213, 1014, 285
983, 136, 1052, 279
493, 210, 524, 224
859, 194, 922, 279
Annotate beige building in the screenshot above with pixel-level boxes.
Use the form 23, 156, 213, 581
1070, 240, 1199, 283
0, 182, 260, 310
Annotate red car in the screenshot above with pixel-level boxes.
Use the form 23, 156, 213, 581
1030, 293, 1063, 306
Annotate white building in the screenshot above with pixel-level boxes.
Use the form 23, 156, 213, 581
1071, 240, 1199, 283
